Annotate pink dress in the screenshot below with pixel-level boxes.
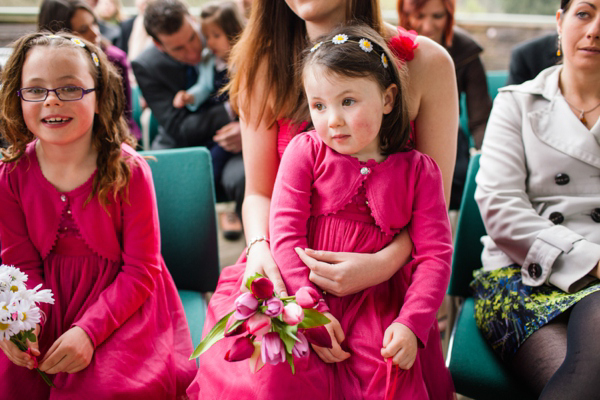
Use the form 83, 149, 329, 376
188, 28, 454, 399
0, 142, 196, 399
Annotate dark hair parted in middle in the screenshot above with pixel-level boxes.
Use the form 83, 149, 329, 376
300, 24, 411, 156
38, 0, 95, 32
200, 1, 245, 44
143, 0, 189, 43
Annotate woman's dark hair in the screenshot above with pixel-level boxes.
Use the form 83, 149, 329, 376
561, 0, 573, 11
300, 24, 411, 156
200, 1, 245, 45
38, 0, 95, 32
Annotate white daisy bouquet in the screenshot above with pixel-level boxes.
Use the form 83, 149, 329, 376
190, 273, 332, 374
0, 264, 55, 386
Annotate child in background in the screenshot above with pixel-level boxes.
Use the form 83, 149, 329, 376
190, 24, 455, 400
0, 32, 195, 399
174, 1, 245, 240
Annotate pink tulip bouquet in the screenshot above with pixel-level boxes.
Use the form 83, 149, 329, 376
190, 274, 332, 373
0, 265, 55, 386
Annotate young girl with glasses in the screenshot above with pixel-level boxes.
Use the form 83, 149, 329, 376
0, 32, 196, 398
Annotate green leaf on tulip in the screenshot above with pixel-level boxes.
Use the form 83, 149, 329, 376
226, 318, 244, 335
298, 309, 330, 329
245, 273, 264, 291
190, 311, 234, 359
286, 351, 296, 375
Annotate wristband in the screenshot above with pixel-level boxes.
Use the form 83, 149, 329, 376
246, 236, 269, 256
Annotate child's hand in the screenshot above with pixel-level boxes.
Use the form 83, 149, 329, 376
381, 322, 417, 370
39, 326, 94, 374
311, 312, 350, 363
0, 324, 40, 369
173, 90, 194, 108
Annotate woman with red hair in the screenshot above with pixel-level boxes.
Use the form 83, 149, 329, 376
398, 0, 491, 210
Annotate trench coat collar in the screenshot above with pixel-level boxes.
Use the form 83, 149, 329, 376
502, 65, 600, 168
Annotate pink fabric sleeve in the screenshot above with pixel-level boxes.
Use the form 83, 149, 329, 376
72, 158, 163, 347
270, 135, 328, 313
0, 164, 49, 321
393, 155, 453, 347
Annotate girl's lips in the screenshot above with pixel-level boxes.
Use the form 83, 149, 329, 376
41, 116, 73, 127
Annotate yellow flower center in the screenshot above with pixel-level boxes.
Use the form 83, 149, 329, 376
10, 285, 18, 292
21, 312, 27, 321
0, 322, 9, 331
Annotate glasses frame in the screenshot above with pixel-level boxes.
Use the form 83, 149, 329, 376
17, 86, 96, 102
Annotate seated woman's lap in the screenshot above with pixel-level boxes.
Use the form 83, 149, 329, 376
508, 291, 600, 398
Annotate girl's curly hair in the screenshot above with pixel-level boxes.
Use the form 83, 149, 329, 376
0, 31, 137, 208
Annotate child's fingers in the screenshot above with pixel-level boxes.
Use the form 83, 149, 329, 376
63, 358, 86, 374
0, 339, 31, 367
39, 336, 62, 365
382, 326, 393, 348
393, 348, 416, 370
311, 344, 335, 363
331, 320, 346, 344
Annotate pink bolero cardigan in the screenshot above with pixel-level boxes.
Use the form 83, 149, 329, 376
0, 142, 162, 347
269, 131, 453, 346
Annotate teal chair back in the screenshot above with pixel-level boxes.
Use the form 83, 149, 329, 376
486, 70, 509, 101
459, 70, 508, 145
446, 154, 535, 399
141, 147, 219, 346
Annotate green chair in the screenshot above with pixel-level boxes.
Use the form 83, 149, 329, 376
141, 147, 220, 348
486, 70, 509, 101
459, 70, 508, 147
446, 153, 535, 400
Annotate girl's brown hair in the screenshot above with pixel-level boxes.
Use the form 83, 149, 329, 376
0, 32, 136, 208
301, 24, 411, 156
227, 0, 385, 128
200, 1, 245, 45
397, 0, 455, 47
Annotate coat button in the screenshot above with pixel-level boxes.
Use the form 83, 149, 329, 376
60, 195, 67, 202
592, 208, 600, 223
528, 263, 542, 279
549, 212, 564, 225
554, 173, 570, 185
360, 167, 370, 175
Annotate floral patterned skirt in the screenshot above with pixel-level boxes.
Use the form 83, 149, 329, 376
471, 265, 600, 361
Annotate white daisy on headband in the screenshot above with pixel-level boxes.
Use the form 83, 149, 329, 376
358, 38, 373, 53
71, 38, 85, 47
46, 34, 61, 39
381, 53, 389, 68
91, 52, 100, 67
310, 42, 323, 52
332, 34, 348, 44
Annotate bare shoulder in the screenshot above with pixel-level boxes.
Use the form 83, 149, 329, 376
408, 36, 454, 78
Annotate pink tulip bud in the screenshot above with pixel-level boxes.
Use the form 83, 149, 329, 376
282, 303, 304, 326
224, 336, 255, 362
234, 292, 259, 320
303, 326, 333, 349
247, 313, 271, 337
224, 318, 247, 337
251, 277, 274, 299
295, 287, 320, 309
264, 297, 284, 317
292, 331, 310, 358
261, 332, 286, 365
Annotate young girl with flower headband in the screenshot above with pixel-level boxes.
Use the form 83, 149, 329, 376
0, 32, 196, 398
190, 24, 454, 400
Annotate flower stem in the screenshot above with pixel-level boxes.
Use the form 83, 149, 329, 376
11, 335, 55, 387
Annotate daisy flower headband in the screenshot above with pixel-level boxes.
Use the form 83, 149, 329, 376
310, 34, 390, 69
44, 34, 100, 68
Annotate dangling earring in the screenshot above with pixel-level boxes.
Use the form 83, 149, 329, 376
556, 34, 562, 57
